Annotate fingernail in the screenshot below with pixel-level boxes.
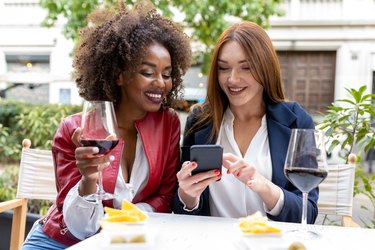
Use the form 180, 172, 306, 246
236, 171, 240, 177
218, 173, 222, 178
109, 155, 115, 161
192, 162, 197, 167
92, 147, 99, 153
214, 169, 220, 175
226, 169, 230, 174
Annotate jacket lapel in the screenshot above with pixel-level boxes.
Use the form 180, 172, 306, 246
195, 125, 215, 145
266, 102, 297, 188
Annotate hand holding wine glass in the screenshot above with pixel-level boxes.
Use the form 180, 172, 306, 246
80, 100, 120, 202
284, 129, 328, 239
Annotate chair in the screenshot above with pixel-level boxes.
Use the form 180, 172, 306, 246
317, 153, 360, 227
0, 139, 56, 250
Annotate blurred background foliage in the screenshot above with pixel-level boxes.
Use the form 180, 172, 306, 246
0, 101, 81, 214
39, 0, 284, 73
0, 100, 81, 163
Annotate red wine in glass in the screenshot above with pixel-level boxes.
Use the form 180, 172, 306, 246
80, 139, 119, 155
285, 168, 328, 193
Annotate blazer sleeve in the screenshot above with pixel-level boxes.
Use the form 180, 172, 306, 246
268, 102, 318, 224
172, 111, 211, 216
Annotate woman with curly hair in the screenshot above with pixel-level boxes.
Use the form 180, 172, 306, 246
22, 1, 191, 249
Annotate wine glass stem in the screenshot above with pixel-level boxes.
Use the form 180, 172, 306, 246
98, 167, 104, 194
301, 192, 308, 229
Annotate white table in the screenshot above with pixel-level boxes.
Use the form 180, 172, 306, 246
67, 213, 375, 250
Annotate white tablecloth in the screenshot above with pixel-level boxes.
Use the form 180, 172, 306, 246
67, 213, 375, 250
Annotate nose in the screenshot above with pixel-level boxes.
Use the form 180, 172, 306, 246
153, 74, 166, 88
228, 69, 240, 84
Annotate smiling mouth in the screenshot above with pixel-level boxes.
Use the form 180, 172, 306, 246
145, 91, 164, 104
228, 87, 245, 95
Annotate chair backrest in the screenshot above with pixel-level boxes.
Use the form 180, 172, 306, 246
16, 141, 57, 200
317, 154, 359, 227
0, 139, 56, 250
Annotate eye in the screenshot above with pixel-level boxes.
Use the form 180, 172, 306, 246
141, 71, 153, 77
218, 66, 229, 71
162, 74, 171, 80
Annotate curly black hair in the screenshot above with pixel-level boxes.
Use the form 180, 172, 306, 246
73, 1, 192, 108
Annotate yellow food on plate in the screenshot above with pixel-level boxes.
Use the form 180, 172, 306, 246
239, 211, 281, 234
100, 200, 148, 225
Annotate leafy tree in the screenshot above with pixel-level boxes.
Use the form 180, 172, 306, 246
39, 0, 284, 73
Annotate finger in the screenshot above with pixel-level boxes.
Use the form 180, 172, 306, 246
71, 127, 82, 147
75, 147, 100, 159
177, 161, 197, 180
223, 158, 247, 174
222, 152, 239, 163
190, 169, 221, 184
179, 174, 221, 197
105, 133, 117, 140
222, 153, 241, 173
235, 166, 256, 179
192, 174, 221, 191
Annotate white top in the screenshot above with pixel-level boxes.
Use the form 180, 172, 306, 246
63, 134, 153, 240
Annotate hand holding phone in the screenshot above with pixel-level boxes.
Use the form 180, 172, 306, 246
190, 145, 223, 176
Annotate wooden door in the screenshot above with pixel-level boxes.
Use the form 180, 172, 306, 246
277, 51, 336, 115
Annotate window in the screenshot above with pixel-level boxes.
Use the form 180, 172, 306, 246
59, 88, 71, 104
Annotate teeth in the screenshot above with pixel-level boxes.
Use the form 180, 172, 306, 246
229, 87, 244, 92
145, 93, 162, 98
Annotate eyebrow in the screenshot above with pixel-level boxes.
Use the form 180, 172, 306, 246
218, 59, 248, 64
141, 61, 172, 70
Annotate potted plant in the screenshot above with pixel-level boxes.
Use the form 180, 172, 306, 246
318, 85, 375, 228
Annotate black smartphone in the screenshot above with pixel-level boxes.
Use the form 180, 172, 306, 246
190, 145, 223, 176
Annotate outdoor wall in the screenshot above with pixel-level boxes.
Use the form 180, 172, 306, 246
0, 0, 80, 105
269, 0, 375, 101
1, 0, 374, 105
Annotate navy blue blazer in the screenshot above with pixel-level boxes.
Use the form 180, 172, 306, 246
172, 101, 318, 224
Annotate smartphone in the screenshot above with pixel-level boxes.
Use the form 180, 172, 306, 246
190, 145, 223, 176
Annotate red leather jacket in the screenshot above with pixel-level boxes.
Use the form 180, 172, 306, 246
41, 108, 180, 246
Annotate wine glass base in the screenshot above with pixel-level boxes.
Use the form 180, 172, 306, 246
84, 192, 115, 202
284, 229, 321, 240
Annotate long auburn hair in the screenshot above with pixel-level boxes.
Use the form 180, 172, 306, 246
189, 21, 285, 142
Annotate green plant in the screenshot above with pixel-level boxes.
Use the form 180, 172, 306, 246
0, 165, 52, 215
0, 101, 81, 163
318, 85, 375, 228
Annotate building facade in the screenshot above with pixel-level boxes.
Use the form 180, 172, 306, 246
269, 0, 375, 114
0, 0, 80, 104
0, 0, 374, 112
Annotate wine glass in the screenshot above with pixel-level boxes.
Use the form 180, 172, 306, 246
80, 100, 119, 201
284, 129, 328, 239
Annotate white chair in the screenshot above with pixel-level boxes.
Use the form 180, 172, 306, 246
0, 139, 56, 250
317, 153, 360, 227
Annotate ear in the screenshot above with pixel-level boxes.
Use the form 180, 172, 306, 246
117, 72, 125, 86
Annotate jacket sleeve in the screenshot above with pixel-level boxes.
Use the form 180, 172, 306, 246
268, 102, 318, 224
52, 116, 83, 211
172, 111, 211, 216
142, 110, 181, 213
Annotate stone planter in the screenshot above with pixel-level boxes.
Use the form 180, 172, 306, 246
0, 210, 41, 250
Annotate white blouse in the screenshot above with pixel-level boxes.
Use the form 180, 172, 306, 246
63, 134, 153, 240
209, 108, 284, 218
